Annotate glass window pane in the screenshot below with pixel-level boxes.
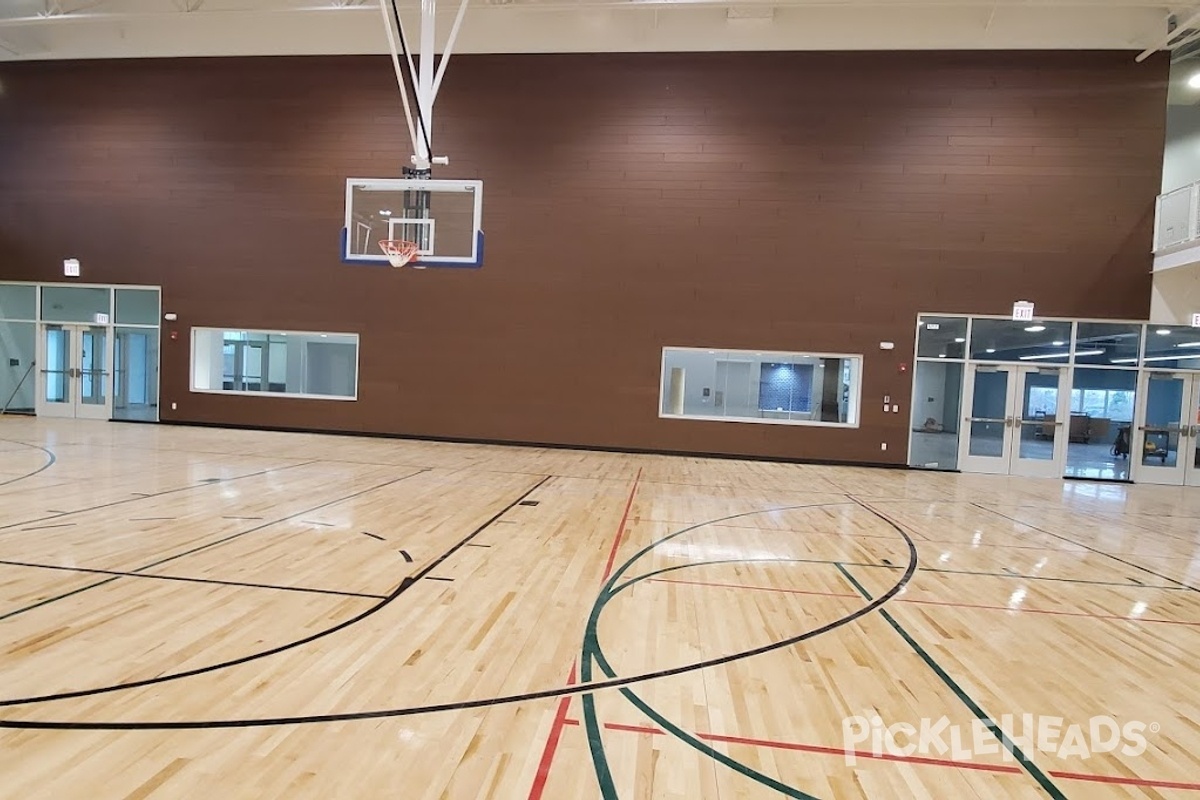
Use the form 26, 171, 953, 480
909, 360, 963, 470
660, 347, 860, 427
114, 289, 160, 326
0, 284, 36, 320
1074, 322, 1141, 366
113, 327, 159, 421
190, 327, 357, 399
1143, 325, 1200, 370
917, 316, 968, 359
1065, 368, 1137, 481
40, 286, 110, 323
970, 318, 1072, 363
0, 320, 36, 412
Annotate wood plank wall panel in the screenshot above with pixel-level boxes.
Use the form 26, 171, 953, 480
0, 51, 1168, 464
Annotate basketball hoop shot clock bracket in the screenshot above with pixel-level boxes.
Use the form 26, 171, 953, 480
341, 0, 484, 270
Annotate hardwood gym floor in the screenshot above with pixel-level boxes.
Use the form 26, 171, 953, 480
0, 418, 1197, 799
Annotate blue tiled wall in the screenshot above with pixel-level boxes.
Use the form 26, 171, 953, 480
758, 363, 813, 413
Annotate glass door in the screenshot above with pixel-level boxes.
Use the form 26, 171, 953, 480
37, 324, 74, 418
1011, 367, 1068, 479
959, 365, 1068, 477
1134, 373, 1200, 486
35, 323, 112, 420
1188, 379, 1200, 488
959, 366, 1016, 475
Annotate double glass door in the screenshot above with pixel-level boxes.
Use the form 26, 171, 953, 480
35, 323, 112, 419
959, 365, 1068, 477
1133, 372, 1200, 487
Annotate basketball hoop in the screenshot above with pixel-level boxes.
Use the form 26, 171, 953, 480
379, 239, 422, 269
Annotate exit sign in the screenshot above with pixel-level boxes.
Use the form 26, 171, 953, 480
1192, 313, 1200, 328
1012, 301, 1035, 322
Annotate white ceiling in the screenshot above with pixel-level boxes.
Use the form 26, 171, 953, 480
0, 0, 1187, 61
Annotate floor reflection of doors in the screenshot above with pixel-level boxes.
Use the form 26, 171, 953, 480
1133, 372, 1200, 486
35, 323, 112, 420
959, 365, 1068, 477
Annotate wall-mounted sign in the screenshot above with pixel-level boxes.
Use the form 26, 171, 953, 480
94, 312, 109, 325
63, 258, 80, 277
1012, 301, 1035, 322
1192, 312, 1200, 328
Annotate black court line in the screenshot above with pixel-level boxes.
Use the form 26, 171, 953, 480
0, 559, 384, 600
426, 576, 454, 582
0, 474, 549, 711
399, 549, 413, 562
0, 578, 120, 624
222, 516, 263, 521
20, 523, 76, 531
361, 532, 384, 541
303, 520, 334, 527
0, 497, 922, 731
466, 543, 490, 548
0, 439, 56, 489
973, 502, 1200, 593
0, 470, 427, 628
0, 461, 318, 534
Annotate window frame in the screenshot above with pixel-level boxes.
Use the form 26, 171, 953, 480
190, 327, 360, 402
658, 346, 863, 429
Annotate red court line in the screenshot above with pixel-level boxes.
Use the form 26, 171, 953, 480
527, 663, 577, 800
602, 467, 644, 581
561, 718, 1021, 775
563, 719, 1200, 791
649, 577, 1200, 627
526, 467, 642, 800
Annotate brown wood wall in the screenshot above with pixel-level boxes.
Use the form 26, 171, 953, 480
0, 51, 1168, 464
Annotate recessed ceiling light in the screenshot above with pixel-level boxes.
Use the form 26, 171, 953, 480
1052, 340, 1064, 346
986, 348, 996, 353
380, 209, 392, 216
937, 354, 946, 359
954, 337, 965, 343
1025, 325, 1046, 333
1189, 73, 1200, 89
1156, 328, 1172, 335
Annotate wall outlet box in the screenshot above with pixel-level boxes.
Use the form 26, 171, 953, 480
881, 442, 888, 451
171, 402, 177, 411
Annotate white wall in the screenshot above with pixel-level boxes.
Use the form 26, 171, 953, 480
1162, 106, 1200, 194
1151, 262, 1200, 324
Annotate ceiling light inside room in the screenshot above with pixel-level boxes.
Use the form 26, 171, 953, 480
1189, 73, 1200, 89
1025, 325, 1046, 333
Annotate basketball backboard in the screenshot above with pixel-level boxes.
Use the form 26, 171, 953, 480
343, 178, 484, 268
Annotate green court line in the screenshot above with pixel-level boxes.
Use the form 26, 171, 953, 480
580, 501, 893, 799
834, 563, 1068, 800
584, 640, 820, 799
